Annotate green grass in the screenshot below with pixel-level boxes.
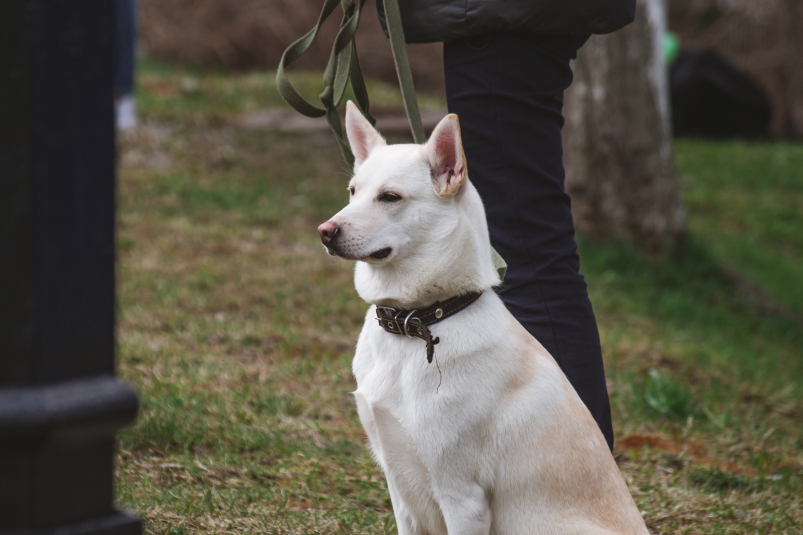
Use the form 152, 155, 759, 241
116, 61, 803, 534
677, 140, 803, 317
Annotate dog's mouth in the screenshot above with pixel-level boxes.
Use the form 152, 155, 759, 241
325, 246, 393, 262
369, 247, 392, 260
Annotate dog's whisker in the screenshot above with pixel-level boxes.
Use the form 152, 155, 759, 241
335, 164, 353, 178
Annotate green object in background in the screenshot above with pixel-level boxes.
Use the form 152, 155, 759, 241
664, 31, 680, 64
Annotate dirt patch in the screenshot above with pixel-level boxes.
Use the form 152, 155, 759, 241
618, 433, 751, 475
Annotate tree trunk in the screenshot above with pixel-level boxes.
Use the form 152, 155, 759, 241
563, 0, 685, 255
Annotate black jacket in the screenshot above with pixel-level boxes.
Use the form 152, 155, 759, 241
377, 0, 636, 43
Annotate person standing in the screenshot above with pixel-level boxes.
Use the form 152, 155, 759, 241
115, 0, 138, 131
377, 0, 637, 450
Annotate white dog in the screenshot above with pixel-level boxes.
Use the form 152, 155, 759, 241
317, 101, 650, 535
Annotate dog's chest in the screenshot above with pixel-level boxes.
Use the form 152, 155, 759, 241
352, 326, 450, 528
352, 326, 441, 440
354, 304, 449, 392
351, 300, 500, 455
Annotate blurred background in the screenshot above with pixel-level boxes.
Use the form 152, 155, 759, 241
113, 0, 803, 533
135, 0, 803, 137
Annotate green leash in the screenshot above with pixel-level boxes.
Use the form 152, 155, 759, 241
276, 0, 372, 165
276, 0, 507, 280
380, 0, 425, 144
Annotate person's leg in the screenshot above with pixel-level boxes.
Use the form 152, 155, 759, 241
114, 0, 137, 130
444, 32, 614, 450
114, 0, 136, 97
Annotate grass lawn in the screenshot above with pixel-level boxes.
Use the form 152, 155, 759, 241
116, 61, 803, 534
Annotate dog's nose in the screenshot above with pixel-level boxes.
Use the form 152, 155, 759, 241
318, 221, 340, 245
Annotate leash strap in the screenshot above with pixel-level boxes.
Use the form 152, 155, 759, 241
276, 0, 507, 280
276, 0, 425, 151
381, 0, 425, 143
276, 0, 373, 165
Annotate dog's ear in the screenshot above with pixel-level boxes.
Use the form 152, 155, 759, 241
345, 101, 385, 170
426, 114, 467, 197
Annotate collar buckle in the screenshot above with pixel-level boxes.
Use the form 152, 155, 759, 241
403, 310, 419, 338
376, 306, 397, 318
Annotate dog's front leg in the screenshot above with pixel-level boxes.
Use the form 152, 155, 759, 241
436, 481, 491, 535
385, 479, 426, 535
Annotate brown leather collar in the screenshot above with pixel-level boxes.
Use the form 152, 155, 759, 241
375, 291, 484, 363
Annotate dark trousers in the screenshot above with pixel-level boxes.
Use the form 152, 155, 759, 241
444, 32, 614, 449
114, 0, 136, 96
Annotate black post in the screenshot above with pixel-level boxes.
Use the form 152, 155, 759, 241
0, 1, 140, 534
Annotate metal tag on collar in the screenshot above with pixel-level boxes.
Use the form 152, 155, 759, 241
426, 333, 439, 363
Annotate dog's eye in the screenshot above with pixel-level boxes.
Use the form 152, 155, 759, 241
378, 192, 402, 203
348, 186, 355, 195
